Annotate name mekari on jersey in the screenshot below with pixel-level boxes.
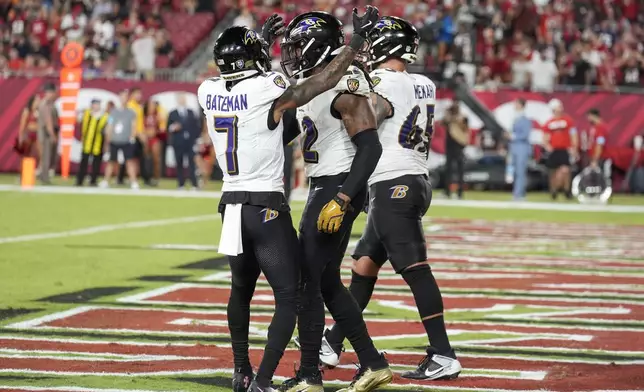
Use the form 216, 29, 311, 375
197, 72, 291, 193
368, 69, 436, 186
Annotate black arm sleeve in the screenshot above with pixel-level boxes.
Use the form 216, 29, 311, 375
339, 129, 382, 200
282, 108, 299, 146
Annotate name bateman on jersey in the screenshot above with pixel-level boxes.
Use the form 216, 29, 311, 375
414, 84, 434, 100
204, 94, 249, 112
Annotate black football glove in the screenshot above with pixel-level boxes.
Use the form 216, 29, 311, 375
261, 13, 285, 47
352, 5, 379, 38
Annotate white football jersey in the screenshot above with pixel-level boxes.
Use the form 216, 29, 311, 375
368, 69, 436, 185
197, 72, 291, 193
296, 65, 371, 178
411, 73, 437, 169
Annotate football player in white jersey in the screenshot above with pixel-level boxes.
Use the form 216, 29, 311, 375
197, 7, 380, 391
322, 16, 462, 381
278, 11, 393, 392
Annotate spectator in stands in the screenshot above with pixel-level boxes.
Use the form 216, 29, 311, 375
60, 4, 87, 42
92, 14, 115, 53
115, 33, 133, 76
168, 93, 199, 190
154, 29, 174, 66
232, 4, 255, 29
7, 47, 22, 71
91, 0, 114, 22
132, 29, 155, 80
619, 53, 643, 88
528, 48, 558, 92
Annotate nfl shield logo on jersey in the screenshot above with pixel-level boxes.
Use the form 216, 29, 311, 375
260, 208, 279, 223
347, 78, 360, 92
273, 75, 287, 89
235, 59, 245, 69
390, 185, 409, 199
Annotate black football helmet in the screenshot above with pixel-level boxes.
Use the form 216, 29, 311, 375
280, 11, 345, 78
368, 16, 419, 67
213, 26, 271, 81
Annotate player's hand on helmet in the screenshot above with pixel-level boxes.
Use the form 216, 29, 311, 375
317, 195, 351, 233
352, 5, 379, 38
261, 13, 286, 46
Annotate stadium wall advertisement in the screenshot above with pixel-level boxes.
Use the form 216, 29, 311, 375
0, 77, 643, 174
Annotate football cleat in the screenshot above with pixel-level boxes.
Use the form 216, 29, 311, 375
293, 329, 344, 368
335, 364, 393, 392
248, 380, 277, 392
232, 367, 253, 392
279, 367, 323, 392
400, 349, 462, 381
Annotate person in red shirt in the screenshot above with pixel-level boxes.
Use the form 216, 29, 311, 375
542, 98, 578, 200
585, 108, 607, 169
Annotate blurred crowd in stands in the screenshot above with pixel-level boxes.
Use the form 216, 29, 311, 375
211, 0, 644, 92
2, 0, 644, 91
0, 0, 217, 79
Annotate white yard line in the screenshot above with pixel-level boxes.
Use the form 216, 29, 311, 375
0, 387, 177, 392
0, 215, 218, 245
0, 184, 223, 199
0, 351, 210, 362
3, 184, 644, 213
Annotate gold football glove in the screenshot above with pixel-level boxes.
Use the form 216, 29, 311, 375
317, 195, 350, 233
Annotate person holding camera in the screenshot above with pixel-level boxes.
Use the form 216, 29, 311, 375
443, 101, 470, 199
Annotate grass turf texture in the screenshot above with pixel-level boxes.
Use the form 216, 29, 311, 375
0, 186, 643, 391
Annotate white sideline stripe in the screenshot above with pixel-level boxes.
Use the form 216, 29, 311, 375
0, 387, 175, 392
0, 335, 194, 347
535, 283, 644, 292
0, 184, 224, 199
149, 244, 219, 251
0, 353, 210, 362
0, 348, 209, 361
11, 305, 644, 333
3, 184, 644, 212
0, 336, 639, 366
0, 368, 228, 377
6, 306, 96, 329
377, 300, 516, 314
116, 283, 202, 303
0, 215, 218, 245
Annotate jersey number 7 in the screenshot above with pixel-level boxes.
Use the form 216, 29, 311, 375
214, 116, 239, 175
398, 104, 435, 156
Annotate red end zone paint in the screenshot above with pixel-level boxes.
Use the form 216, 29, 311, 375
139, 285, 644, 321
0, 338, 642, 391
19, 307, 643, 352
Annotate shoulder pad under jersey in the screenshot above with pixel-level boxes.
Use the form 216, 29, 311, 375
332, 65, 371, 97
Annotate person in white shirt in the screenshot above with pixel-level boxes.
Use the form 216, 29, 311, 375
529, 49, 559, 92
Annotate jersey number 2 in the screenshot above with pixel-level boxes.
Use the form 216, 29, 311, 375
214, 116, 239, 175
398, 104, 435, 155
300, 116, 319, 164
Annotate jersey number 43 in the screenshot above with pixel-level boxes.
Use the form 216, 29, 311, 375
399, 104, 435, 156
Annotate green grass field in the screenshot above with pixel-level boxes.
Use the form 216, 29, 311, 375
0, 179, 643, 392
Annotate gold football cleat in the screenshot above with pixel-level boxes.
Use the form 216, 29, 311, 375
335, 367, 393, 392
